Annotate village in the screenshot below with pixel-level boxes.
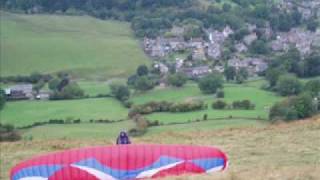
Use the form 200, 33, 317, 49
143, 21, 320, 80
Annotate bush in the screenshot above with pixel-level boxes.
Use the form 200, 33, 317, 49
0, 72, 52, 84
212, 100, 227, 109
276, 74, 302, 96
110, 83, 130, 101
50, 83, 85, 100
0, 124, 21, 142
167, 73, 188, 87
269, 93, 317, 122
123, 100, 133, 108
232, 100, 255, 110
129, 116, 148, 137
216, 90, 225, 98
198, 73, 224, 94
203, 114, 208, 120
129, 100, 207, 117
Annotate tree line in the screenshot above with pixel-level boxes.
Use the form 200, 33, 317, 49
2, 0, 317, 38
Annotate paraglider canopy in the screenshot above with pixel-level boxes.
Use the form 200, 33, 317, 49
11, 144, 228, 180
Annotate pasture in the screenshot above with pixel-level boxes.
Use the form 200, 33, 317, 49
131, 82, 282, 123
0, 11, 150, 79
1, 80, 282, 127
0, 98, 128, 127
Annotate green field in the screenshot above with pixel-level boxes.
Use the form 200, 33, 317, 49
0, 98, 128, 127
1, 80, 283, 127
0, 11, 150, 79
131, 82, 282, 123
78, 81, 110, 96
22, 121, 134, 140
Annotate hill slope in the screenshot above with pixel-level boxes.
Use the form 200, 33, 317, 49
1, 116, 319, 179
0, 12, 150, 79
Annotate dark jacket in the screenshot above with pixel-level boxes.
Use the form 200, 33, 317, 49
116, 131, 131, 145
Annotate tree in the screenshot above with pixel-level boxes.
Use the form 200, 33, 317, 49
279, 47, 301, 73
134, 76, 155, 91
50, 82, 84, 100
307, 18, 319, 32
292, 93, 317, 119
0, 89, 6, 111
29, 72, 43, 83
137, 65, 149, 76
266, 67, 285, 87
304, 52, 320, 77
212, 100, 227, 109
198, 73, 224, 94
61, 83, 85, 99
48, 78, 61, 91
276, 74, 302, 96
222, 3, 232, 12
110, 83, 130, 101
32, 80, 45, 93
304, 80, 320, 97
250, 40, 269, 54
168, 73, 187, 87
224, 66, 236, 81
236, 68, 249, 84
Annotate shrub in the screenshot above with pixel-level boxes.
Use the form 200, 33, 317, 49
276, 74, 302, 96
123, 100, 133, 108
50, 83, 85, 100
167, 72, 188, 87
216, 90, 225, 98
110, 83, 130, 101
269, 93, 317, 122
212, 100, 227, 109
128, 100, 206, 117
232, 100, 255, 110
129, 116, 148, 137
203, 114, 208, 120
0, 124, 21, 142
198, 73, 224, 94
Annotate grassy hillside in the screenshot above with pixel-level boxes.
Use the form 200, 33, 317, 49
1, 116, 319, 180
0, 98, 128, 127
0, 11, 150, 79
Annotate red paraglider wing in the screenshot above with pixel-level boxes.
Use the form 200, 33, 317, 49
11, 144, 228, 180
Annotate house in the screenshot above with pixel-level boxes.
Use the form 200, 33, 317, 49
271, 28, 315, 55
207, 26, 233, 44
36, 90, 50, 100
179, 66, 212, 78
144, 37, 168, 57
223, 26, 234, 37
227, 57, 249, 70
151, 44, 166, 57
243, 33, 258, 46
207, 43, 222, 59
165, 37, 186, 51
5, 84, 33, 100
213, 65, 225, 73
227, 57, 268, 75
235, 43, 248, 53
175, 58, 185, 70
192, 47, 206, 61
154, 63, 169, 75
247, 57, 268, 74
189, 38, 204, 49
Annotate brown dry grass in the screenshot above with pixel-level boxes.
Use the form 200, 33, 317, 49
1, 116, 320, 180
